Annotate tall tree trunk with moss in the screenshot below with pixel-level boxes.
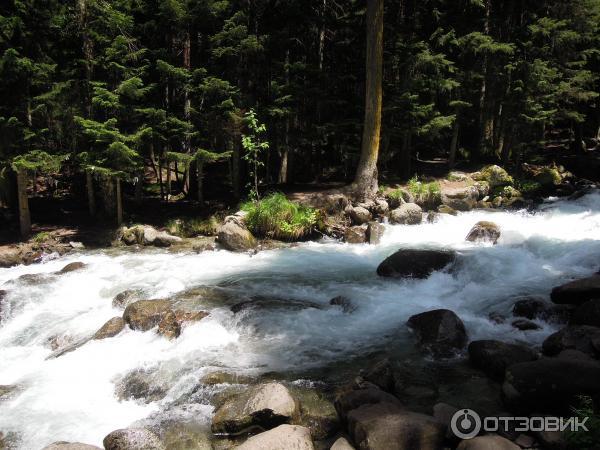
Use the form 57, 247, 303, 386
86, 170, 96, 216
16, 169, 31, 238
354, 0, 383, 199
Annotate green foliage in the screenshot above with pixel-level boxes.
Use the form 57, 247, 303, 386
515, 179, 543, 195
32, 231, 51, 243
166, 216, 219, 237
242, 109, 268, 201
241, 192, 320, 241
407, 176, 442, 205
11, 150, 62, 173
565, 396, 600, 449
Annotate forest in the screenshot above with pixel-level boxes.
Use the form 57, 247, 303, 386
0, 0, 599, 237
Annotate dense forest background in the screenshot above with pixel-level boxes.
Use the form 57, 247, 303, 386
0, 0, 599, 233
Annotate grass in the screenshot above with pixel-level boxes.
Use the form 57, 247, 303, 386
241, 192, 321, 240
166, 216, 219, 237
32, 231, 52, 243
407, 176, 441, 205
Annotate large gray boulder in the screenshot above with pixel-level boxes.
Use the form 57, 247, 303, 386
345, 225, 368, 244
211, 382, 298, 435
550, 274, 600, 305
377, 249, 455, 279
347, 401, 445, 450
465, 221, 501, 244
366, 221, 384, 245
440, 185, 479, 211
123, 300, 172, 331
512, 296, 572, 324
468, 340, 537, 380
542, 325, 600, 358
235, 424, 314, 450
103, 428, 165, 450
217, 216, 256, 252
120, 225, 182, 247
42, 443, 102, 450
389, 203, 422, 225
348, 206, 372, 225
571, 299, 600, 327
407, 309, 468, 357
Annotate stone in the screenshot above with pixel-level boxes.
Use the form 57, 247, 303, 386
157, 310, 181, 339
173, 309, 209, 325
465, 221, 501, 244
362, 359, 394, 393
512, 296, 572, 323
473, 165, 514, 188
235, 424, 314, 450
348, 206, 372, 225
42, 443, 102, 450
366, 221, 384, 245
389, 203, 423, 225
550, 275, 600, 306
103, 428, 165, 450
407, 309, 468, 357
334, 385, 403, 420
372, 199, 389, 217
541, 325, 600, 358
502, 357, 600, 412
437, 205, 457, 215
456, 434, 520, 450
115, 370, 166, 403
511, 319, 541, 331
58, 262, 87, 273
292, 387, 339, 440
93, 317, 125, 340
160, 422, 212, 450
211, 382, 298, 435
119, 225, 182, 247
331, 437, 355, 450
112, 289, 143, 309
330, 296, 356, 313
376, 249, 456, 279
440, 185, 479, 211
217, 217, 256, 252
347, 402, 445, 450
571, 299, 600, 327
345, 225, 367, 244
123, 300, 172, 331
468, 340, 537, 381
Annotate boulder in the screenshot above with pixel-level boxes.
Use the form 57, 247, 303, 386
372, 199, 389, 217
103, 428, 165, 450
473, 165, 513, 188
376, 249, 456, 279
42, 443, 102, 450
468, 340, 537, 381
389, 203, 422, 225
93, 317, 125, 340
407, 309, 468, 357
119, 225, 182, 247
211, 382, 298, 435
440, 185, 479, 211
348, 206, 372, 225
541, 325, 600, 358
173, 309, 209, 325
58, 262, 87, 274
112, 289, 144, 309
502, 357, 600, 412
157, 310, 181, 339
386, 189, 413, 208
366, 222, 384, 245
292, 387, 340, 440
217, 216, 256, 252
331, 437, 355, 450
347, 402, 445, 450
512, 296, 572, 323
335, 385, 403, 420
0, 246, 23, 268
535, 167, 562, 187
571, 299, 600, 327
437, 205, 457, 215
330, 296, 356, 313
235, 424, 314, 450
511, 319, 541, 331
456, 435, 520, 450
123, 300, 172, 331
345, 225, 367, 244
362, 359, 394, 393
465, 221, 501, 244
115, 370, 166, 403
160, 422, 212, 450
550, 275, 600, 305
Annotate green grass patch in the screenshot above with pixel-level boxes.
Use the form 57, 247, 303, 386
166, 216, 219, 237
32, 231, 51, 243
241, 192, 320, 241
407, 176, 441, 205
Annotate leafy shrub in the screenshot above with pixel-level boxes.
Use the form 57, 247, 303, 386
241, 192, 320, 240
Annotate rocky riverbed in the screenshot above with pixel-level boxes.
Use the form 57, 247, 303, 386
0, 186, 599, 449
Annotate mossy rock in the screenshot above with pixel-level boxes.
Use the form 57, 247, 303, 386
534, 167, 562, 186
289, 386, 340, 441
473, 165, 513, 188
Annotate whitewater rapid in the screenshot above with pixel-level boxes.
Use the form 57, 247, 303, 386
1, 191, 599, 449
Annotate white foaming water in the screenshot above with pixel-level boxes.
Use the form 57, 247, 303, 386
0, 191, 599, 448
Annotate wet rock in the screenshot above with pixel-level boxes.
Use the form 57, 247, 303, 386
432, 402, 458, 435
211, 382, 298, 435
112, 289, 144, 309
42, 443, 102, 450
437, 205, 457, 215
200, 371, 255, 386
292, 387, 339, 440
160, 422, 212, 450
465, 221, 501, 244
550, 274, 600, 306
511, 319, 541, 331
348, 206, 372, 225
331, 437, 355, 450
372, 199, 389, 217
0, 246, 24, 268
502, 357, 600, 412
407, 309, 468, 357
115, 370, 167, 403
47, 334, 76, 351
173, 309, 209, 325
541, 325, 600, 358
457, 434, 519, 450
157, 310, 180, 339
386, 189, 413, 208
57, 262, 86, 274
0, 385, 15, 398
119, 225, 182, 247
123, 299, 172, 331
468, 340, 538, 381
440, 185, 479, 211
46, 337, 91, 359
231, 297, 321, 314
347, 402, 445, 450
103, 427, 165, 450
362, 359, 394, 393
344, 225, 367, 244
329, 296, 356, 313
236, 424, 314, 450
216, 216, 256, 252
389, 203, 423, 225
512, 296, 572, 323
571, 299, 600, 327
488, 312, 506, 324
366, 221, 384, 245
93, 317, 125, 340
334, 384, 403, 420
473, 165, 513, 188
376, 249, 456, 279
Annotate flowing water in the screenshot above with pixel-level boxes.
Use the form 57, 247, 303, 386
1, 191, 599, 449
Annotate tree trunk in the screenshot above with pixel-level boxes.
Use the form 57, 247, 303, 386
449, 118, 460, 168
115, 177, 123, 226
183, 30, 192, 154
478, 0, 492, 157
16, 169, 31, 238
196, 161, 204, 206
135, 168, 143, 204
166, 161, 171, 202
86, 170, 96, 216
353, 0, 384, 199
